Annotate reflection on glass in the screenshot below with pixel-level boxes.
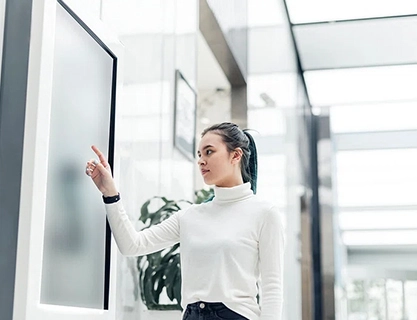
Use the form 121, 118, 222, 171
367, 280, 386, 320
347, 280, 366, 320
346, 279, 417, 320
40, 3, 113, 308
386, 280, 403, 320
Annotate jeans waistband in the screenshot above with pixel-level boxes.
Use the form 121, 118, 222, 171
186, 301, 227, 312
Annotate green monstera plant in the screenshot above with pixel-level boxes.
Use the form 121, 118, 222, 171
136, 188, 214, 310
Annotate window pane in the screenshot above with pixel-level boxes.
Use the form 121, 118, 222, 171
331, 102, 417, 133
339, 210, 417, 230
343, 230, 417, 246
336, 149, 417, 207
386, 280, 403, 320
347, 280, 367, 320
405, 281, 417, 320
367, 280, 387, 320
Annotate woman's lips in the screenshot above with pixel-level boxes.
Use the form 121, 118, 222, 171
201, 169, 210, 175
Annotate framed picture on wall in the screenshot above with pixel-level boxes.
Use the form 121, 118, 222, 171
174, 70, 197, 161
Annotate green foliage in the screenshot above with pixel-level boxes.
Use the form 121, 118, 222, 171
137, 189, 213, 310
194, 188, 214, 204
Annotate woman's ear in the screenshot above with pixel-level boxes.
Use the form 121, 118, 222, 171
231, 148, 243, 164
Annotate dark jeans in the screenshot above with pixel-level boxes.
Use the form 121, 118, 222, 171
183, 301, 249, 320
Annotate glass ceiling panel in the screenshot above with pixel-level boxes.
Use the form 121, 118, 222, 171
342, 230, 417, 246
293, 17, 417, 70
286, 0, 417, 24
336, 149, 417, 207
339, 210, 417, 230
304, 65, 417, 107
330, 102, 417, 133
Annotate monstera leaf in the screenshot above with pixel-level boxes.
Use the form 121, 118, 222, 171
136, 197, 189, 310
137, 190, 214, 310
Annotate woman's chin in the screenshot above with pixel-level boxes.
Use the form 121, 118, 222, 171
202, 176, 214, 185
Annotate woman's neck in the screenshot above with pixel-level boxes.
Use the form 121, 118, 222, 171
214, 175, 244, 188
213, 182, 253, 203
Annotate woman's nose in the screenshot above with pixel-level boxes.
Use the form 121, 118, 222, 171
198, 157, 206, 166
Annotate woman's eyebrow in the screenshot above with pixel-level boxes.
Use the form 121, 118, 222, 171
197, 145, 214, 155
201, 145, 214, 150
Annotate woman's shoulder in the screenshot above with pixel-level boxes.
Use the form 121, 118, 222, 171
177, 202, 209, 217
248, 196, 285, 226
248, 195, 277, 212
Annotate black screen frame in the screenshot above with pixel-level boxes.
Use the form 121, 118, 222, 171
57, 0, 117, 310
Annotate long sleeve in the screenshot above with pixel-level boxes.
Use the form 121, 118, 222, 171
258, 206, 285, 320
105, 200, 181, 256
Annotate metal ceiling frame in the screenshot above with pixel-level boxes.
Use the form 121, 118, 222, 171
291, 13, 417, 26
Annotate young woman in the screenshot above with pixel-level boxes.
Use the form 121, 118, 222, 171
86, 122, 285, 320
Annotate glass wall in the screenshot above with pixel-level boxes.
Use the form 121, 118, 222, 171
346, 279, 417, 320
304, 67, 417, 320
288, 1, 417, 316
331, 104, 417, 319
247, 1, 309, 319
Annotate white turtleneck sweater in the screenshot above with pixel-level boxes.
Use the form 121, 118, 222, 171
105, 183, 285, 320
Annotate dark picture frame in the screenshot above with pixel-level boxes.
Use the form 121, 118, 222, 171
173, 70, 197, 161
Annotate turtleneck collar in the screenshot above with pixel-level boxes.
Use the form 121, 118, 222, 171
213, 182, 253, 204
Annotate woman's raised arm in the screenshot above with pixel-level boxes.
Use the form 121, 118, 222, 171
86, 145, 181, 256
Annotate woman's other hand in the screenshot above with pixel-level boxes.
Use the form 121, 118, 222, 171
85, 145, 119, 197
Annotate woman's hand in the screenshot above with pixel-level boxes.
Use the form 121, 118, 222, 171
85, 145, 119, 197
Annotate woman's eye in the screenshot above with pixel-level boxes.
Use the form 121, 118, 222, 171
206, 150, 212, 155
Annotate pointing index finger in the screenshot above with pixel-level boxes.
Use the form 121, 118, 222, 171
91, 145, 108, 165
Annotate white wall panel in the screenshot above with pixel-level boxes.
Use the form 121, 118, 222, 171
14, 0, 122, 319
